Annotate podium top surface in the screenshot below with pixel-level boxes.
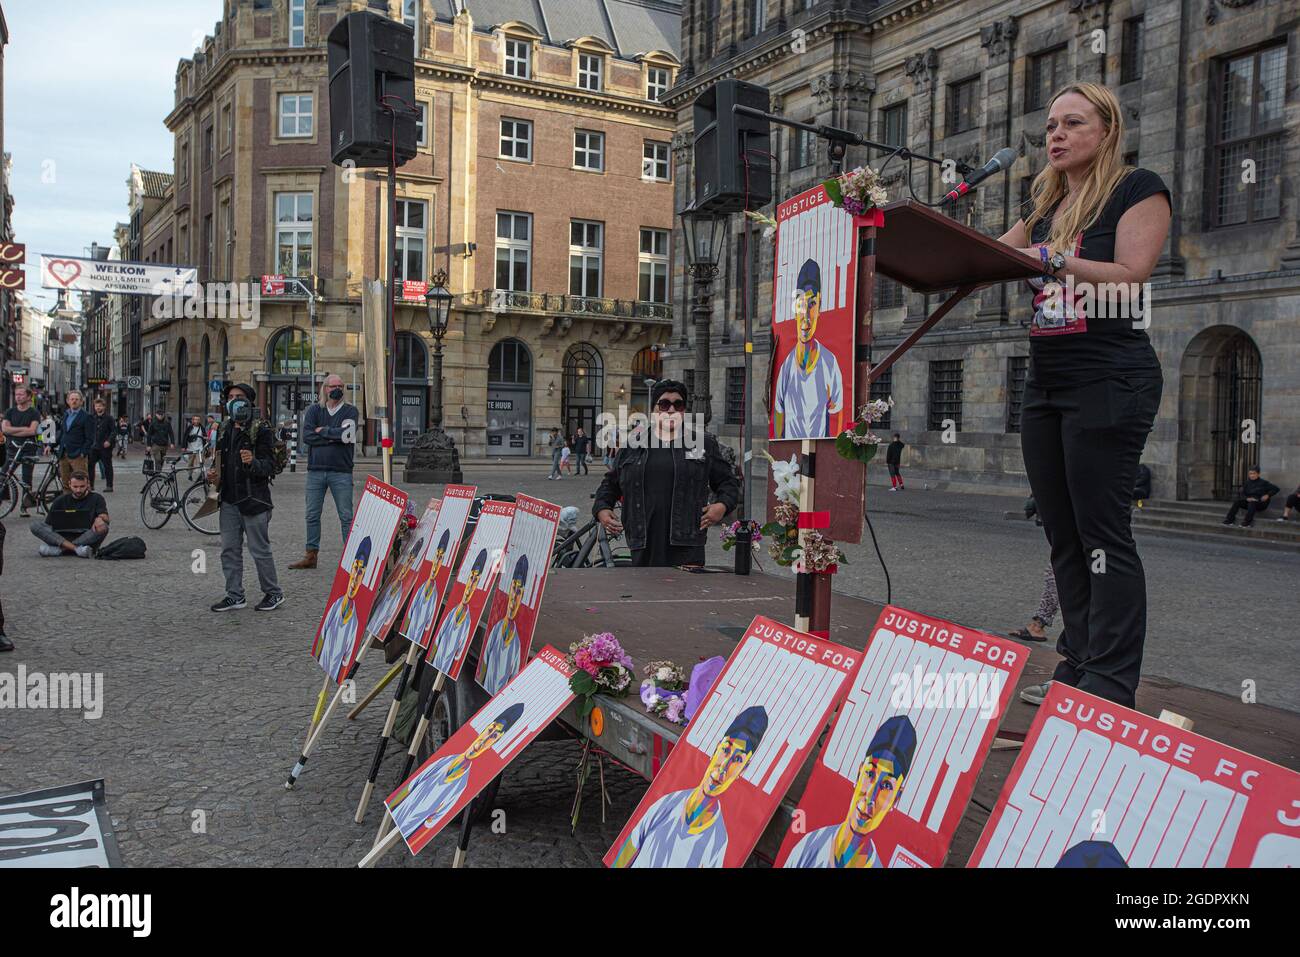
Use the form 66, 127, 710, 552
875, 199, 1044, 294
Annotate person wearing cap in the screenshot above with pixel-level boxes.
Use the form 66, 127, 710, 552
315, 534, 372, 681
477, 553, 528, 694
773, 259, 845, 440
430, 547, 489, 674
612, 705, 768, 868
388, 702, 524, 838
365, 532, 425, 643
208, 382, 284, 613
593, 379, 739, 567
403, 528, 452, 645
783, 715, 917, 868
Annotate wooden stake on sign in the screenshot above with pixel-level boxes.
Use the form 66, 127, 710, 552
358, 824, 403, 868
451, 800, 477, 869
375, 669, 448, 846
286, 642, 373, 790
1158, 710, 1194, 732
354, 641, 424, 824
347, 659, 404, 720
306, 676, 330, 741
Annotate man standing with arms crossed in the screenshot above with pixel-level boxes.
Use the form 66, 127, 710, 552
290, 373, 357, 570
3, 386, 40, 517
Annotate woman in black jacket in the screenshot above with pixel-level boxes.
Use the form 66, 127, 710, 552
593, 380, 739, 567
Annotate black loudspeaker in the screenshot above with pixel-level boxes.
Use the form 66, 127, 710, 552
327, 11, 418, 168
692, 79, 773, 213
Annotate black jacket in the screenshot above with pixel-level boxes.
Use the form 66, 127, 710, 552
146, 417, 175, 447
91, 412, 116, 449
593, 431, 740, 551
56, 409, 94, 459
885, 440, 904, 466
216, 419, 276, 516
1240, 477, 1280, 501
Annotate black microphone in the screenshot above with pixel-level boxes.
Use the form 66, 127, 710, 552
944, 147, 1016, 203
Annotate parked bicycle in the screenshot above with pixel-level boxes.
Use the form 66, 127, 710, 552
140, 455, 219, 535
551, 500, 629, 569
0, 440, 63, 519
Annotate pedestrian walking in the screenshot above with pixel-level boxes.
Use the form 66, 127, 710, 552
546, 427, 564, 480
55, 391, 94, 491
116, 416, 129, 458
146, 408, 175, 473
209, 383, 284, 612
885, 432, 905, 491
3, 386, 41, 517
31, 470, 110, 558
573, 427, 591, 475
1222, 467, 1279, 528
290, 373, 357, 571
183, 414, 206, 473
88, 397, 116, 492
560, 441, 573, 475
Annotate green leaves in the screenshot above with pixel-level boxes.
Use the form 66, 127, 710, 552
823, 177, 844, 206
569, 671, 596, 697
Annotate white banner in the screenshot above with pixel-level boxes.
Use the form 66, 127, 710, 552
40, 255, 197, 296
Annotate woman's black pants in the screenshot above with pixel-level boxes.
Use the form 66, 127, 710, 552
1020, 375, 1162, 709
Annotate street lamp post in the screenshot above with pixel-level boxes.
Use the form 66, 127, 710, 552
679, 205, 725, 428
403, 269, 464, 485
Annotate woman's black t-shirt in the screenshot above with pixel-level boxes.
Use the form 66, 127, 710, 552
1027, 168, 1170, 387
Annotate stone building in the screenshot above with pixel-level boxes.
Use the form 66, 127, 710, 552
146, 0, 680, 458
666, 0, 1298, 501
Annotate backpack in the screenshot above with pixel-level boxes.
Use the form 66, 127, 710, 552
95, 536, 147, 560
247, 421, 290, 478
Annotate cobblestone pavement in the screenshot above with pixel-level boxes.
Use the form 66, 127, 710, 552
1, 451, 1295, 867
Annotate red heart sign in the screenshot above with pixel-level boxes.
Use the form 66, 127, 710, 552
46, 259, 82, 288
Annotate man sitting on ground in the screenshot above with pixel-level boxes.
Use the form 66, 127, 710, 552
31, 470, 110, 558
1222, 467, 1279, 528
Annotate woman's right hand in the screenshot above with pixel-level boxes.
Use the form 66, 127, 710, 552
596, 508, 623, 536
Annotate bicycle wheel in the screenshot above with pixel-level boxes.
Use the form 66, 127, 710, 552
180, 479, 220, 536
0, 475, 17, 519
37, 472, 61, 514
139, 475, 175, 530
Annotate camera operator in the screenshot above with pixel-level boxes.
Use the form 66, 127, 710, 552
208, 383, 284, 613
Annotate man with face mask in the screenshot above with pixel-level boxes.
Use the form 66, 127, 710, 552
208, 383, 284, 612
291, 373, 358, 570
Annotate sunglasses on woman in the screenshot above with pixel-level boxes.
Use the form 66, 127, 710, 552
655, 398, 687, 412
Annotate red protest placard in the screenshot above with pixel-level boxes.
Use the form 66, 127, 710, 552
365, 497, 441, 644
605, 616, 857, 868
475, 495, 562, 695
769, 184, 864, 441
261, 275, 285, 295
385, 645, 576, 856
776, 606, 1026, 868
426, 499, 515, 679
309, 477, 408, 684
970, 683, 1300, 868
400, 484, 476, 647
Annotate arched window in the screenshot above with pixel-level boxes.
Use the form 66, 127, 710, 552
395, 332, 427, 380
267, 326, 312, 376
563, 343, 603, 401
630, 346, 662, 416
488, 338, 532, 386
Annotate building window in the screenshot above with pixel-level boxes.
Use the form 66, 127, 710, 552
578, 53, 603, 92
946, 192, 978, 229
869, 367, 893, 431
875, 276, 904, 309
402, 0, 420, 56
204, 124, 214, 168
638, 228, 669, 304
1026, 47, 1067, 112
1006, 356, 1029, 433
275, 192, 313, 276
289, 0, 305, 48
504, 38, 530, 78
222, 102, 233, 152
745, 0, 767, 37
574, 130, 605, 171
569, 220, 603, 298
725, 367, 746, 425
642, 141, 670, 181
927, 359, 963, 432
495, 211, 531, 292
204, 214, 214, 276
1121, 18, 1144, 85
180, 141, 189, 184
791, 124, 816, 170
948, 77, 979, 134
395, 199, 427, 283
416, 101, 429, 148
222, 200, 233, 279
1213, 44, 1286, 227
881, 102, 908, 146
279, 93, 313, 138
500, 118, 532, 161
647, 66, 669, 101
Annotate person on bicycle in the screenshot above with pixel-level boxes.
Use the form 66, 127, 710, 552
593, 379, 738, 567
3, 387, 41, 517
208, 383, 284, 613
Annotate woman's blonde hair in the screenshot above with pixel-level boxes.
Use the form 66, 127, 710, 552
1024, 82, 1132, 254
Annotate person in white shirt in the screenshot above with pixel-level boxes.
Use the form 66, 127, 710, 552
774, 259, 844, 440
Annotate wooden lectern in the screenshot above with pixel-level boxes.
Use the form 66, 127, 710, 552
766, 199, 1044, 635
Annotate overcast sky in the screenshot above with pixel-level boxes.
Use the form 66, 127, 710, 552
7, 1, 224, 310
